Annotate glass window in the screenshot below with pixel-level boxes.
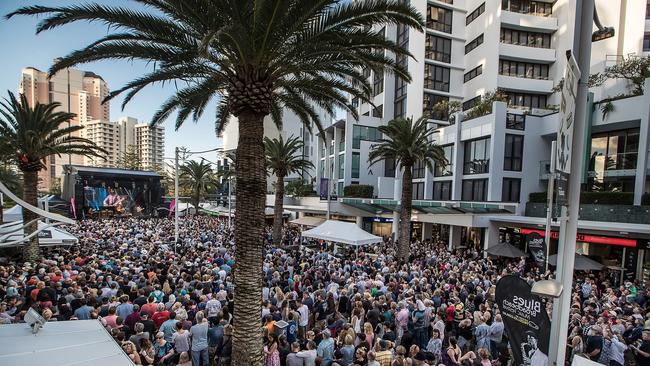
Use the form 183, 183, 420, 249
424, 64, 450, 92
338, 154, 344, 178
504, 92, 548, 109
425, 34, 452, 63
506, 113, 525, 130
463, 96, 481, 111
372, 105, 383, 118
464, 65, 483, 83
384, 157, 396, 178
645, 34, 650, 51
351, 152, 360, 179
465, 34, 484, 54
413, 182, 425, 200
434, 145, 454, 177
502, 178, 521, 202
423, 93, 450, 121
466, 2, 485, 25
373, 70, 384, 96
413, 160, 426, 179
647, 0, 650, 18
463, 137, 491, 174
500, 28, 551, 48
504, 134, 524, 171
353, 125, 381, 149
427, 5, 453, 33
433, 181, 452, 200
395, 75, 407, 99
394, 98, 407, 119
502, 0, 553, 16
589, 128, 640, 173
499, 59, 549, 79
462, 179, 488, 201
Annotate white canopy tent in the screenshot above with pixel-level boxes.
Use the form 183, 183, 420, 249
290, 216, 326, 227
302, 220, 382, 246
0, 320, 133, 366
3, 205, 22, 222
0, 221, 78, 247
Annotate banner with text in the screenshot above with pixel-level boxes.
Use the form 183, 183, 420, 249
495, 275, 551, 366
527, 232, 547, 267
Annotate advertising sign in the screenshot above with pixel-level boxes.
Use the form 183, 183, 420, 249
526, 232, 547, 267
495, 275, 551, 366
556, 52, 580, 175
319, 178, 329, 200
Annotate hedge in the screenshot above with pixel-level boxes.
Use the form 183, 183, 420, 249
528, 191, 637, 205
343, 184, 374, 198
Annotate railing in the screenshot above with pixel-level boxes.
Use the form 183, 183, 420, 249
526, 202, 650, 225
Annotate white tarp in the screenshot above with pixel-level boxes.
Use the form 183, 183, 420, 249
0, 221, 78, 247
0, 319, 133, 366
290, 216, 326, 227
3, 205, 22, 222
302, 220, 382, 246
572, 356, 601, 366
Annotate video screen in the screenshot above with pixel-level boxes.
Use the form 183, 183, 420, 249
83, 182, 149, 215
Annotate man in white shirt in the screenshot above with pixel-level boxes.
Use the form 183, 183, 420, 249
206, 297, 221, 321
298, 301, 309, 339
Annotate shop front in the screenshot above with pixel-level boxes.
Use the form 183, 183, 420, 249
364, 217, 393, 238
519, 228, 638, 283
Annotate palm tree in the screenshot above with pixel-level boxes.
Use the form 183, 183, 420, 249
264, 136, 314, 247
368, 116, 446, 262
8, 2, 423, 364
0, 91, 105, 260
180, 160, 215, 212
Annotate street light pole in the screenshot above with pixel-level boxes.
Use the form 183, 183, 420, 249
549, 1, 594, 364
544, 140, 556, 273
228, 176, 232, 228
174, 147, 180, 249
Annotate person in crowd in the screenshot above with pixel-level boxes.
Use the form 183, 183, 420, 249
190, 311, 210, 366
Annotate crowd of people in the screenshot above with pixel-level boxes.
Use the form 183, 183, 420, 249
0, 215, 649, 366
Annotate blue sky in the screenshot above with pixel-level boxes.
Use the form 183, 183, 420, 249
0, 0, 222, 161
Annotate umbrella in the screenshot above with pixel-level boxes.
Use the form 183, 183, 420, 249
548, 253, 604, 271
486, 242, 526, 258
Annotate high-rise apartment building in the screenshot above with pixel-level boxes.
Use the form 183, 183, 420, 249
19, 65, 109, 190
135, 123, 165, 170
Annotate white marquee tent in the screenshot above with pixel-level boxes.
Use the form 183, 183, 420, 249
0, 320, 133, 366
2, 205, 22, 222
302, 220, 382, 246
0, 221, 78, 247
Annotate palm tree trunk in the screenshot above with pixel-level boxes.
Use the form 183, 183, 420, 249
232, 110, 266, 366
22, 170, 40, 262
398, 165, 413, 263
194, 190, 200, 215
272, 175, 285, 247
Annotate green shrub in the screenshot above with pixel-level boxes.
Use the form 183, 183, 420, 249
343, 184, 374, 198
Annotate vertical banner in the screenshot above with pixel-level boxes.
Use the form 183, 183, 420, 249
319, 178, 329, 200
168, 199, 175, 217
526, 233, 547, 267
495, 275, 551, 366
555, 52, 581, 206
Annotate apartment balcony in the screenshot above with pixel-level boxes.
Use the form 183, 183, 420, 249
498, 75, 553, 94
501, 10, 558, 32
526, 202, 650, 225
499, 43, 556, 63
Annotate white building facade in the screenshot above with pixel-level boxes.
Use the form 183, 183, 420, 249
259, 0, 650, 280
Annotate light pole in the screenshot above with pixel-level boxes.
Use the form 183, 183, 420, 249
228, 176, 232, 228
544, 140, 556, 273
548, 1, 614, 364
174, 147, 179, 247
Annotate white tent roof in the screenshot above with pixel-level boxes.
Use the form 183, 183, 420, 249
302, 220, 382, 246
0, 320, 133, 366
290, 216, 326, 227
0, 221, 78, 247
3, 205, 22, 222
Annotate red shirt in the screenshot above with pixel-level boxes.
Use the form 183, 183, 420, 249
141, 303, 158, 317
152, 310, 170, 329
446, 305, 455, 322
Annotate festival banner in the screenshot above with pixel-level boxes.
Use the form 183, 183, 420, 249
168, 199, 175, 217
319, 178, 329, 200
495, 275, 551, 366
526, 232, 547, 267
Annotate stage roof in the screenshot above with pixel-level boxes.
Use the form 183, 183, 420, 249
65, 165, 160, 178
0, 320, 133, 366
